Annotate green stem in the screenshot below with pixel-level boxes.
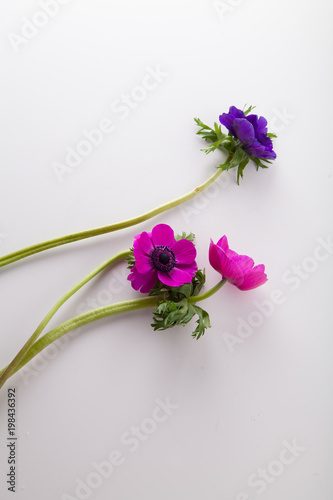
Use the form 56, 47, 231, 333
188, 278, 227, 302
3, 296, 160, 379
0, 166, 227, 268
0, 249, 131, 388
0, 279, 228, 383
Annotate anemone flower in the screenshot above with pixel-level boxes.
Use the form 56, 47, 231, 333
209, 235, 267, 291
219, 106, 276, 160
128, 224, 197, 293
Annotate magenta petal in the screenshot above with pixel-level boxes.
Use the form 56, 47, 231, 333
138, 231, 154, 255
216, 235, 229, 252
151, 224, 175, 247
209, 240, 223, 274
158, 267, 193, 287
210, 236, 267, 291
237, 265, 267, 291
133, 251, 153, 273
169, 267, 194, 284
171, 239, 196, 264
177, 261, 198, 275
128, 267, 157, 293
232, 254, 255, 273
209, 241, 244, 285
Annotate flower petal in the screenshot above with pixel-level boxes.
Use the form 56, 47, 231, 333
128, 267, 157, 293
171, 239, 196, 264
256, 116, 268, 135
133, 249, 153, 273
137, 231, 154, 255
260, 149, 277, 160
133, 239, 153, 273
245, 139, 266, 157
232, 254, 255, 273
238, 265, 267, 291
209, 240, 244, 285
209, 239, 224, 274
216, 235, 229, 252
177, 261, 198, 275
219, 113, 235, 134
245, 114, 258, 129
158, 267, 193, 287
228, 106, 245, 119
233, 118, 255, 146
151, 224, 175, 247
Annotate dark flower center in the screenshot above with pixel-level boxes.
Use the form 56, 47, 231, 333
151, 246, 176, 272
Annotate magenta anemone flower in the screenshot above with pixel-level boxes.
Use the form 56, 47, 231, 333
128, 224, 197, 293
209, 236, 267, 291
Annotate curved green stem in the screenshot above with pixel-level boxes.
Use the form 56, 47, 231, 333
5, 296, 161, 379
188, 278, 227, 303
0, 167, 226, 268
0, 249, 131, 388
0, 279, 228, 383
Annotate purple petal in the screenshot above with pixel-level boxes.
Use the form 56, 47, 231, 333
171, 239, 196, 264
260, 149, 277, 160
256, 133, 272, 147
245, 139, 266, 157
233, 118, 255, 146
256, 116, 268, 135
219, 113, 236, 134
245, 114, 258, 131
151, 224, 175, 247
228, 106, 244, 118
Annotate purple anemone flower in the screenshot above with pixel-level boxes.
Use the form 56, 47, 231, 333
209, 235, 267, 291
128, 224, 198, 293
219, 106, 276, 160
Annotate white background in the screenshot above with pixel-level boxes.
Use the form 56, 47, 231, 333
0, 0, 332, 499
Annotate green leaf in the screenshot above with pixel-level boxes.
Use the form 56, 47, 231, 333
213, 121, 225, 140
201, 139, 224, 155
175, 231, 195, 242
174, 282, 193, 299
225, 146, 248, 170
250, 156, 271, 170
194, 117, 219, 144
218, 138, 234, 152
151, 299, 196, 331
194, 117, 209, 129
191, 305, 211, 340
243, 104, 256, 116
126, 249, 135, 269
152, 298, 211, 340
149, 269, 205, 302
267, 132, 277, 138
150, 269, 211, 339
236, 157, 250, 184
191, 269, 206, 296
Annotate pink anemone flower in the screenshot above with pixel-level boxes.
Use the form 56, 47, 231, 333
128, 224, 197, 293
209, 236, 267, 290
